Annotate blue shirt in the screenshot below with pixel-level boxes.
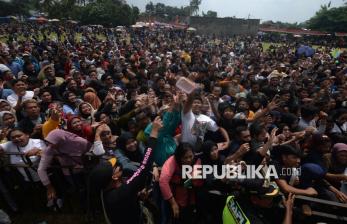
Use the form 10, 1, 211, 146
7, 62, 22, 78
0, 89, 14, 99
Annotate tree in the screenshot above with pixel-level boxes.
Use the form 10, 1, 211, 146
46, 0, 77, 19
0, 0, 140, 26
143, 2, 190, 22
41, 0, 57, 13
189, 0, 201, 16
155, 3, 166, 16
78, 0, 137, 26
132, 6, 140, 22
306, 4, 347, 32
145, 1, 155, 15
202, 10, 217, 18
0, 0, 33, 16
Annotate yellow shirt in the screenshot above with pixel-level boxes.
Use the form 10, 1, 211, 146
42, 118, 60, 138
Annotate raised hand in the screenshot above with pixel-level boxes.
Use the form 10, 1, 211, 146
269, 127, 279, 142
152, 116, 163, 131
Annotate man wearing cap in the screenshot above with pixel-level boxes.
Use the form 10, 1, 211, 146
261, 70, 281, 99
0, 64, 14, 99
22, 51, 40, 74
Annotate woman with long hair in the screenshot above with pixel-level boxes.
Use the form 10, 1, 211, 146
159, 143, 203, 224
0, 111, 17, 142
62, 91, 79, 117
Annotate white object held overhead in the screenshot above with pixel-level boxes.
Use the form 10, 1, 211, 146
176, 77, 196, 94
187, 27, 197, 31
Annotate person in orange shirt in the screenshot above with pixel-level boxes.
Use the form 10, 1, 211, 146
234, 98, 255, 122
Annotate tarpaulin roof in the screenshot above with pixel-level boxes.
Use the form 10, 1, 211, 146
335, 32, 347, 37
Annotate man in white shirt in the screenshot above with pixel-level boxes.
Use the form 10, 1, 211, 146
330, 109, 347, 134
0, 128, 46, 182
7, 79, 34, 110
181, 90, 230, 152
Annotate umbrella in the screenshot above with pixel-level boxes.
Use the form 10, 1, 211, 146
187, 27, 197, 32
49, 19, 60, 22
36, 17, 48, 24
331, 49, 341, 59
28, 16, 37, 21
67, 20, 78, 24
6, 16, 17, 20
297, 45, 315, 57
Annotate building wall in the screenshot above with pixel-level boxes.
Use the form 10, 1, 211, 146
189, 16, 260, 36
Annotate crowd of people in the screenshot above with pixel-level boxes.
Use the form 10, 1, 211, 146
0, 22, 346, 224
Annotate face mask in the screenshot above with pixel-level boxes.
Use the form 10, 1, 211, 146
117, 95, 125, 101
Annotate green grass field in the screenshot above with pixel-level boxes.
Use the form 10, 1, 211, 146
262, 42, 346, 52
0, 34, 344, 55
0, 32, 106, 43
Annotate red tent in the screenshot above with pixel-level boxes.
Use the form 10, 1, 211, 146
36, 17, 48, 24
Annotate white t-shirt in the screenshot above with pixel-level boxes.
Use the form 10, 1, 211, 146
7, 91, 34, 107
181, 110, 219, 146
330, 122, 347, 134
1, 139, 46, 182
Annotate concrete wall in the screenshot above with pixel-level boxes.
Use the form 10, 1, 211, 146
189, 16, 260, 36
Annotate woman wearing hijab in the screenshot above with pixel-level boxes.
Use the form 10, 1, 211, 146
0, 100, 15, 113
66, 116, 94, 142
83, 90, 101, 110
77, 102, 95, 125
88, 117, 162, 224
38, 125, 107, 202
114, 132, 146, 175
96, 123, 118, 155
0, 111, 17, 142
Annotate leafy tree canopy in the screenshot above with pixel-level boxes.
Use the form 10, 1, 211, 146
306, 4, 347, 32
0, 0, 139, 26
